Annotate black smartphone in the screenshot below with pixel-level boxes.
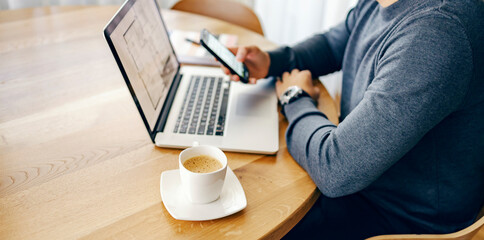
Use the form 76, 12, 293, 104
200, 29, 250, 83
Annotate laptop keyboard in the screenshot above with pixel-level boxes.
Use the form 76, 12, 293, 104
173, 75, 230, 136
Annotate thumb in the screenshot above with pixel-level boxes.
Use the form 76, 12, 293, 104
235, 47, 248, 62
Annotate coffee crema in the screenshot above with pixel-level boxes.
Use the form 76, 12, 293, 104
183, 155, 222, 173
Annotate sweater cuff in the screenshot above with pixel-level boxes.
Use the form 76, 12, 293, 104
267, 47, 291, 77
283, 96, 327, 122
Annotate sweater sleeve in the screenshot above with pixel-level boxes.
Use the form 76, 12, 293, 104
284, 14, 473, 198
266, 7, 358, 77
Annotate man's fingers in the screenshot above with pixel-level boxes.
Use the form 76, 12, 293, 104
231, 75, 240, 82
221, 66, 230, 75
301, 70, 311, 76
282, 71, 289, 80
291, 68, 299, 74
236, 47, 248, 62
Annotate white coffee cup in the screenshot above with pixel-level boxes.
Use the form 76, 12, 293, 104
179, 145, 228, 204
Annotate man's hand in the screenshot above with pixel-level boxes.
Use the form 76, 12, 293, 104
276, 69, 320, 101
221, 45, 270, 84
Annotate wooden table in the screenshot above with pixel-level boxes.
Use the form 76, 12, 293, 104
0, 6, 339, 239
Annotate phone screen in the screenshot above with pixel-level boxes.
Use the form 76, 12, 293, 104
200, 29, 249, 82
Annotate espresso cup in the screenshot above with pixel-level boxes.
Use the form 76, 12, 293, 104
179, 145, 227, 204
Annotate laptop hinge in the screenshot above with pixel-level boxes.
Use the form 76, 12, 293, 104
153, 72, 183, 137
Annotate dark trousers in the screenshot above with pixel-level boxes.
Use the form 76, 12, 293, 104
283, 193, 422, 240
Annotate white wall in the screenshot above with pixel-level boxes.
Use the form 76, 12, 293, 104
254, 0, 356, 103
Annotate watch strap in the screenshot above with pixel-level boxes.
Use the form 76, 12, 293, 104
280, 86, 310, 106
280, 89, 312, 117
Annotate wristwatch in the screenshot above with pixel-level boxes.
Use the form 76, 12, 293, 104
279, 86, 309, 106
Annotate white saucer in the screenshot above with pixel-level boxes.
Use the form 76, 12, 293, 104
160, 167, 247, 221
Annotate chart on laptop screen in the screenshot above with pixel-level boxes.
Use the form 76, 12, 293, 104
109, 0, 178, 129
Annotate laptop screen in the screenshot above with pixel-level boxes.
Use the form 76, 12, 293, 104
105, 0, 179, 132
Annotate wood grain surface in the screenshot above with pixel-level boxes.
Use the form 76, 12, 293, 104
0, 6, 339, 239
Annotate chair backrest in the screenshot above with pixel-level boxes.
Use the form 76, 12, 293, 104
478, 205, 484, 220
366, 212, 484, 240
171, 0, 264, 35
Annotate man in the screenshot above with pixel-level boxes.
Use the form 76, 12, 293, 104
222, 0, 484, 238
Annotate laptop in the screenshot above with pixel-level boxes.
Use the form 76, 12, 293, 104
103, 0, 279, 154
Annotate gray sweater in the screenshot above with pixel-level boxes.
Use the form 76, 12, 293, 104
268, 0, 484, 233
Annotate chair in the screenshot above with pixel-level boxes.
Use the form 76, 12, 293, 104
366, 207, 484, 240
171, 0, 264, 35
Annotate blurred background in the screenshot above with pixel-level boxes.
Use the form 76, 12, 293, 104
0, 0, 357, 104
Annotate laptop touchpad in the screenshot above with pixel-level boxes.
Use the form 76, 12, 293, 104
236, 94, 271, 117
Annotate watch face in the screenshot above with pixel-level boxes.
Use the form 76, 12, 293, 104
283, 88, 293, 97
288, 86, 300, 97
280, 86, 302, 105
